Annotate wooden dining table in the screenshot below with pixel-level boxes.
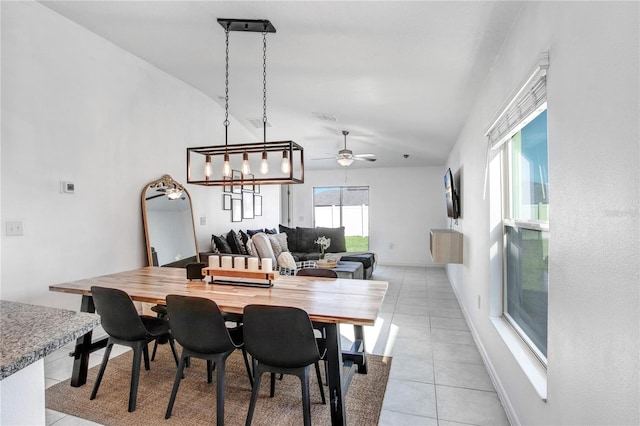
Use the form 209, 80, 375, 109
49, 266, 388, 425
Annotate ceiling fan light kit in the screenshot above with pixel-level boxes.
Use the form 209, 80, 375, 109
322, 130, 376, 167
187, 18, 304, 187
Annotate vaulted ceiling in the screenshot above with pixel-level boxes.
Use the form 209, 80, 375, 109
39, 1, 523, 170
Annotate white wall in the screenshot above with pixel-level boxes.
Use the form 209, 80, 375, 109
446, 2, 639, 425
288, 166, 447, 266
0, 2, 279, 309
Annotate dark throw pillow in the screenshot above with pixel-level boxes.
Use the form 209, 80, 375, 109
265, 228, 278, 234
296, 227, 319, 253
226, 229, 245, 255
212, 234, 232, 254
316, 226, 346, 253
246, 228, 264, 237
279, 224, 298, 252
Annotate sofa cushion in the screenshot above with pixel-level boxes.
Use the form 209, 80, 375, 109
246, 228, 264, 237
266, 233, 288, 259
239, 230, 251, 247
340, 253, 376, 269
296, 227, 318, 253
251, 233, 277, 265
265, 227, 278, 234
278, 224, 298, 252
315, 226, 346, 253
212, 234, 232, 254
226, 230, 246, 255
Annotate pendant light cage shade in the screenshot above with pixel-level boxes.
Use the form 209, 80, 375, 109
187, 140, 304, 186
187, 18, 304, 187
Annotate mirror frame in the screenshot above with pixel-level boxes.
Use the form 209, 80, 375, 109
141, 174, 199, 267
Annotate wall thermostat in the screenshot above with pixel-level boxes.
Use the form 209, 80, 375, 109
61, 181, 75, 194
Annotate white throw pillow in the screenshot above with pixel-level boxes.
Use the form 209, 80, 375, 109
278, 251, 297, 270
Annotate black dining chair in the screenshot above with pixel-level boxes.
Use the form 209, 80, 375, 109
164, 295, 253, 426
296, 268, 338, 279
296, 267, 337, 386
243, 305, 324, 426
89, 286, 179, 412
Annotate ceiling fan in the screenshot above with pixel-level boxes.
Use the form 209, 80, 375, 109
314, 130, 376, 166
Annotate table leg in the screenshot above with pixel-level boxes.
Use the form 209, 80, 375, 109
70, 295, 95, 387
324, 323, 346, 426
353, 325, 368, 374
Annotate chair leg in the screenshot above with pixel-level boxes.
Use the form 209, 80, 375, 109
314, 361, 326, 404
207, 360, 214, 384
165, 353, 188, 419
215, 356, 227, 426
168, 336, 179, 366
90, 342, 113, 401
142, 343, 150, 371
245, 366, 263, 426
241, 348, 253, 388
270, 372, 276, 397
128, 342, 144, 412
151, 340, 159, 361
300, 366, 312, 426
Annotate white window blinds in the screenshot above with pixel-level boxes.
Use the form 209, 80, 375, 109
486, 52, 549, 150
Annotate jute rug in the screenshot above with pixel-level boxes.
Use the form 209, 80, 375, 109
46, 345, 391, 425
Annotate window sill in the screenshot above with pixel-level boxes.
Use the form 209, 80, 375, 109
490, 316, 548, 401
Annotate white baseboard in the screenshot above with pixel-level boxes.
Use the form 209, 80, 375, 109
446, 270, 520, 426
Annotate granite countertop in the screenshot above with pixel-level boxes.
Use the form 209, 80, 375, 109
0, 300, 100, 380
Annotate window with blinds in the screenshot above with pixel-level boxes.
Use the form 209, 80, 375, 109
488, 52, 550, 365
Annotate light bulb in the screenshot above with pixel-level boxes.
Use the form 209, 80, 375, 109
223, 153, 231, 177
204, 155, 212, 179
281, 150, 290, 174
260, 151, 269, 174
241, 152, 251, 175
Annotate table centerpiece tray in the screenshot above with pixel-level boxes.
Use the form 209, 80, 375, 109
202, 267, 279, 288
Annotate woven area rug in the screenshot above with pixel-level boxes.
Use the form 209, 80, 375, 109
46, 345, 391, 425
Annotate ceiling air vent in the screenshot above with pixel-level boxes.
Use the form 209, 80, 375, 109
313, 112, 338, 122
247, 118, 272, 129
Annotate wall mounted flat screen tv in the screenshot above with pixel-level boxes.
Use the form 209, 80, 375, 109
444, 168, 460, 219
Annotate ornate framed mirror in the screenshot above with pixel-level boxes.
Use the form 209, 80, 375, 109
141, 174, 199, 267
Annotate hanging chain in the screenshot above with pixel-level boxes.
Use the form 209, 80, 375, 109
224, 27, 230, 146
262, 31, 268, 144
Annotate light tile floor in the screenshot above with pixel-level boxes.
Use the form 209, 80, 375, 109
44, 265, 509, 425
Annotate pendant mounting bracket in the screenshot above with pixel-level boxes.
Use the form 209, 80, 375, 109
217, 19, 276, 33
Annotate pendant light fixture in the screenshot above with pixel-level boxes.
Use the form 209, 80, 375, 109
187, 19, 304, 187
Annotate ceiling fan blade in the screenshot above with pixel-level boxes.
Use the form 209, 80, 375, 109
312, 157, 337, 161
353, 157, 377, 162
353, 153, 375, 158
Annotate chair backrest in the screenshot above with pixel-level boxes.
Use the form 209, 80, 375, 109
243, 305, 320, 368
296, 268, 338, 278
166, 295, 235, 354
91, 286, 148, 341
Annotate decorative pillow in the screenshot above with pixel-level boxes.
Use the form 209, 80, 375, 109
239, 230, 250, 246
265, 228, 278, 234
210, 236, 220, 254
315, 226, 346, 252
296, 227, 319, 253
267, 234, 283, 259
251, 233, 277, 265
212, 234, 232, 254
279, 224, 298, 252
278, 251, 297, 270
226, 230, 244, 254
245, 239, 255, 257
246, 228, 265, 237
